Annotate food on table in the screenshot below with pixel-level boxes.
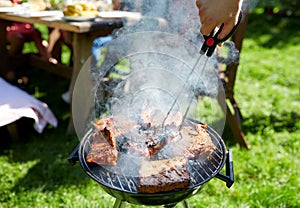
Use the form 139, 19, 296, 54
63, 3, 98, 17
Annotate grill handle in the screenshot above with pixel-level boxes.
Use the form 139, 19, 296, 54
215, 149, 234, 188
68, 144, 80, 165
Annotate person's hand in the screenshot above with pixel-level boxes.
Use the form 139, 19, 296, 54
196, 0, 242, 39
112, 0, 121, 10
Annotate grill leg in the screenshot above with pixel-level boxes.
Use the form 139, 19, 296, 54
113, 199, 126, 208
163, 200, 189, 208
183, 200, 190, 208
163, 203, 177, 208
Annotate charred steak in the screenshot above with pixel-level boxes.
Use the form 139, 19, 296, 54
137, 157, 190, 193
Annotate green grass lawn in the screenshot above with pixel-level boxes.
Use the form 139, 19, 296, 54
0, 9, 299, 208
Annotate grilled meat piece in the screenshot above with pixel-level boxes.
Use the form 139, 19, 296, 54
166, 123, 216, 159
86, 142, 118, 166
93, 127, 116, 148
137, 157, 190, 193
86, 117, 119, 166
93, 115, 136, 139
118, 138, 150, 158
87, 114, 215, 167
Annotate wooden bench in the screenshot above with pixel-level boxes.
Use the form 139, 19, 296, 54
29, 54, 72, 79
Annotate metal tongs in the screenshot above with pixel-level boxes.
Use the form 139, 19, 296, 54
162, 13, 243, 129
200, 12, 243, 57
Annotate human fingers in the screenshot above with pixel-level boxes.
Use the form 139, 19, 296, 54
196, 0, 211, 35
195, 0, 201, 8
200, 20, 217, 36
218, 16, 237, 39
196, 0, 206, 24
196, 0, 221, 36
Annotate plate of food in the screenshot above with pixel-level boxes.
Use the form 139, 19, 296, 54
62, 2, 98, 22
62, 15, 96, 22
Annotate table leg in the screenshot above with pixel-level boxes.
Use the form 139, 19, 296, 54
67, 32, 94, 134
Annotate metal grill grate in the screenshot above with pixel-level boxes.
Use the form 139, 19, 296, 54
79, 120, 226, 194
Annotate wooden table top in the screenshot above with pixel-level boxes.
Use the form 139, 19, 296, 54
0, 10, 129, 33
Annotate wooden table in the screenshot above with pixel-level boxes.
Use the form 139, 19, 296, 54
0, 11, 123, 86
0, 11, 124, 132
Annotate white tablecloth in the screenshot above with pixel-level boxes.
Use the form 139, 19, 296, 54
0, 77, 57, 133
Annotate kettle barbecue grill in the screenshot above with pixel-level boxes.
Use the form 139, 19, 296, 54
68, 119, 234, 207
68, 19, 241, 206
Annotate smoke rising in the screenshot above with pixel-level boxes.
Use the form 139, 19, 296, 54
71, 0, 251, 176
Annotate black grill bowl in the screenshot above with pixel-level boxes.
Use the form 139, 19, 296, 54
76, 119, 229, 206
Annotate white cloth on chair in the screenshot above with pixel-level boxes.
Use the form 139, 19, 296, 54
0, 77, 58, 133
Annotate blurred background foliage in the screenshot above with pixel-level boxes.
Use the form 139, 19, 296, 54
252, 0, 300, 16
